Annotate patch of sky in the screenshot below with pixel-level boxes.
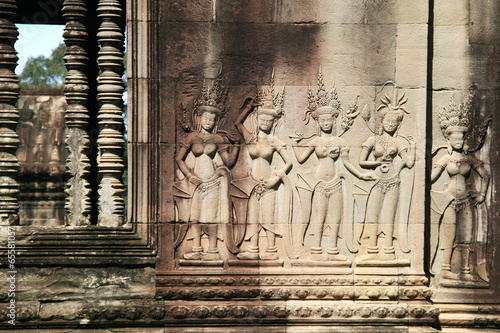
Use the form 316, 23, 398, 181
15, 24, 65, 75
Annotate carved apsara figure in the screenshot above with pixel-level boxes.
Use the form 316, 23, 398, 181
430, 88, 490, 282
358, 83, 415, 261
291, 71, 373, 261
230, 74, 294, 260
174, 75, 239, 261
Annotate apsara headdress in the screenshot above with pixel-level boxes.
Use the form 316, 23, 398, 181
194, 70, 228, 118
371, 82, 409, 135
256, 69, 285, 119
376, 82, 409, 116
304, 69, 359, 136
439, 94, 471, 136
305, 69, 341, 123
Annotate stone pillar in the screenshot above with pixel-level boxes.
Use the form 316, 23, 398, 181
62, 0, 91, 226
0, 0, 20, 226
96, 0, 125, 226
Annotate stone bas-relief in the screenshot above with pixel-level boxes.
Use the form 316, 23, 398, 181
291, 71, 372, 264
355, 83, 416, 265
230, 74, 294, 262
16, 91, 67, 226
431, 86, 491, 287
17, 93, 67, 176
174, 74, 239, 264
5, 0, 500, 330
163, 73, 431, 328
172, 75, 419, 268
163, 69, 433, 333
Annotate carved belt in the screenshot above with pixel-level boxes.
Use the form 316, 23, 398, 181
375, 177, 400, 194
450, 194, 472, 212
197, 177, 221, 198
252, 183, 274, 200
315, 178, 342, 198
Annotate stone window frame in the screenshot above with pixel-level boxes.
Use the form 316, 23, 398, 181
0, 0, 157, 266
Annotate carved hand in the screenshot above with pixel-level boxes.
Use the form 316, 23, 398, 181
187, 173, 203, 185
360, 172, 375, 181
249, 97, 262, 109
240, 97, 261, 111
214, 169, 225, 179
290, 133, 304, 143
264, 175, 281, 189
473, 193, 485, 205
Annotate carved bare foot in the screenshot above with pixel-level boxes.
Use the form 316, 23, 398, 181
328, 253, 348, 261
327, 247, 348, 261
359, 253, 378, 261
359, 246, 379, 261
310, 247, 327, 261
237, 251, 260, 260
260, 246, 279, 260
460, 273, 478, 282
460, 269, 478, 282
441, 270, 460, 280
202, 251, 220, 261
260, 252, 279, 260
237, 245, 259, 260
311, 253, 329, 261
380, 252, 396, 261
184, 251, 203, 260
380, 247, 396, 261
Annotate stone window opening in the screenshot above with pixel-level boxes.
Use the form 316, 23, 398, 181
0, 0, 154, 266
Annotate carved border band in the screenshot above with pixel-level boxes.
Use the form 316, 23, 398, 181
0, 302, 440, 326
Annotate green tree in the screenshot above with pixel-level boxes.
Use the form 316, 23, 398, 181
19, 42, 66, 89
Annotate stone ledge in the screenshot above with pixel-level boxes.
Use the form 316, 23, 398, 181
4, 300, 499, 329
0, 300, 439, 329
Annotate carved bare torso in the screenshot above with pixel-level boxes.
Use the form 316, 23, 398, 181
187, 133, 225, 180
247, 135, 280, 181
371, 134, 406, 178
444, 154, 471, 198
310, 136, 343, 182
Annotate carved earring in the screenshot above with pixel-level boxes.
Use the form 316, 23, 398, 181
447, 142, 453, 154
395, 123, 402, 136
196, 117, 202, 132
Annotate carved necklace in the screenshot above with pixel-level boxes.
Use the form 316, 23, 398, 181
376, 135, 397, 160
326, 137, 341, 147
201, 132, 214, 143
318, 136, 339, 147
449, 155, 467, 167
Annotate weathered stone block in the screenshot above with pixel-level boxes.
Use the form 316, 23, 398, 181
160, 0, 213, 23
435, 0, 469, 26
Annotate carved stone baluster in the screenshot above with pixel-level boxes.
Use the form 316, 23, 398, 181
0, 0, 20, 225
96, 0, 125, 226
62, 0, 91, 225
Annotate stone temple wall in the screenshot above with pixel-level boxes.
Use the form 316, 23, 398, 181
0, 0, 499, 331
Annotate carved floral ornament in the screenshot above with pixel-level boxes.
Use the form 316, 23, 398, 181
0, 303, 441, 323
